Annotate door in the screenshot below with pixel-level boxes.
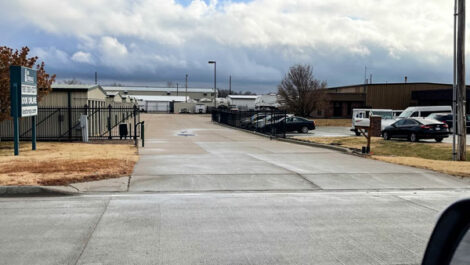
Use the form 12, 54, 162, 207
390, 119, 406, 137
401, 119, 419, 137
333, 102, 343, 117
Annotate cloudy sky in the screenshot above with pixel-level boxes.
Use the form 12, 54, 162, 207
0, 0, 460, 93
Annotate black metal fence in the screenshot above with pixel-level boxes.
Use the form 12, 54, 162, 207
0, 105, 141, 141
212, 109, 287, 138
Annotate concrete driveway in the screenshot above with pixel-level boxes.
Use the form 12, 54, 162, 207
131, 115, 468, 192
2, 114, 470, 265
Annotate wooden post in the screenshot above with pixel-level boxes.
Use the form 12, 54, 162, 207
457, 0, 467, 160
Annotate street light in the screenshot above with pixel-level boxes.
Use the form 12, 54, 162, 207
208, 60, 216, 108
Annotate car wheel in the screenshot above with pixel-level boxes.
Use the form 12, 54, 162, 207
435, 137, 443, 143
355, 129, 361, 136
410, 133, 419, 142
300, 126, 309, 134
383, 132, 391, 140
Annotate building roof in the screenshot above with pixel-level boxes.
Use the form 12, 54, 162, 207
133, 95, 190, 102
102, 86, 213, 93
51, 84, 101, 91
106, 91, 121, 96
227, 95, 259, 99
327, 82, 457, 90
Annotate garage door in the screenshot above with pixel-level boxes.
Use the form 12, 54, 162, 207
146, 101, 169, 112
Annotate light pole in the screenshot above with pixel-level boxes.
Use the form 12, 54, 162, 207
185, 74, 188, 103
208, 61, 216, 108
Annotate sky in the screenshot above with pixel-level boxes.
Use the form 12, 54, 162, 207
0, 0, 461, 93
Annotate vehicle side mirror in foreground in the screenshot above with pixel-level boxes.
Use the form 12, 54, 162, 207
421, 199, 470, 265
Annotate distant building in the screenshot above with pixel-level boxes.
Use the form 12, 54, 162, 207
227, 95, 259, 110
134, 95, 189, 112
102, 86, 214, 102
313, 82, 470, 118
255, 94, 279, 110
106, 91, 124, 103
43, 84, 108, 108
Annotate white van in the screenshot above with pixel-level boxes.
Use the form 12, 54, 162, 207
398, 106, 452, 119
351, 109, 394, 136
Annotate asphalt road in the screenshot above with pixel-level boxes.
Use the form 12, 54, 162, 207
2, 114, 470, 265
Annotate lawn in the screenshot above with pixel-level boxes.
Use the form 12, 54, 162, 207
295, 136, 470, 177
0, 142, 138, 186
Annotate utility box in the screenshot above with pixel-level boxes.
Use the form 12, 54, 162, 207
119, 124, 128, 139
369, 115, 382, 137
80, 115, 88, 142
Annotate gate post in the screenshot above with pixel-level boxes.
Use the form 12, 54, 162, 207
133, 105, 137, 141
108, 104, 112, 140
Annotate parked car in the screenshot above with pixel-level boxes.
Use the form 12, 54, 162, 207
254, 113, 291, 131
426, 113, 470, 133
382, 118, 449, 142
350, 109, 395, 136
392, 110, 403, 118
240, 113, 267, 128
264, 116, 315, 133
398, 106, 452, 119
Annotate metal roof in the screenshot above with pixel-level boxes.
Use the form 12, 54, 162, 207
106, 91, 121, 96
51, 84, 101, 90
102, 86, 213, 93
227, 95, 259, 99
133, 95, 190, 102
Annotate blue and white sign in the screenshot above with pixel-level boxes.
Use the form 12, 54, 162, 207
10, 66, 38, 117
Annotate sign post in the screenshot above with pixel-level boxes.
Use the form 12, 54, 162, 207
10, 66, 38, 155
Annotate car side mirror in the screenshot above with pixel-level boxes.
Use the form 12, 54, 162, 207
421, 199, 470, 265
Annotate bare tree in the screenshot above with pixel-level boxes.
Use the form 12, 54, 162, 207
217, 89, 256, 97
278, 64, 327, 117
62, 78, 82, 85
0, 46, 55, 122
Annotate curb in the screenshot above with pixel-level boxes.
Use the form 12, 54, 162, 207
213, 122, 355, 154
0, 186, 79, 197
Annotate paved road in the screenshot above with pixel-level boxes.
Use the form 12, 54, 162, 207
2, 114, 470, 265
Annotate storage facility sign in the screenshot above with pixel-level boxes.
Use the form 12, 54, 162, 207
10, 66, 38, 117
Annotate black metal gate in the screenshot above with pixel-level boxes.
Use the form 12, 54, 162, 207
0, 105, 141, 141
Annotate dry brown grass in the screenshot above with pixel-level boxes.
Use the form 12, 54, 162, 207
312, 119, 351, 127
372, 156, 470, 178
296, 136, 470, 177
0, 142, 138, 186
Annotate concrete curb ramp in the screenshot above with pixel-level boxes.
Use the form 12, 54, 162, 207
0, 185, 79, 197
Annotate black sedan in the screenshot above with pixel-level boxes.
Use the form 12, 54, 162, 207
264, 116, 315, 133
382, 118, 449, 142
427, 113, 470, 133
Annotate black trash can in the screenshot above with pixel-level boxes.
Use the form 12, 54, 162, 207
119, 124, 128, 139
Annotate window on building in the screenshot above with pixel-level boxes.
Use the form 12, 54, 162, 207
203, 93, 207, 96
167, 92, 171, 95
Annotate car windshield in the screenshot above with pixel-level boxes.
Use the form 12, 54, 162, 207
398, 110, 414, 118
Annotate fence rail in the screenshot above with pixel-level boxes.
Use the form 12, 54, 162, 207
212, 109, 287, 138
0, 105, 141, 141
